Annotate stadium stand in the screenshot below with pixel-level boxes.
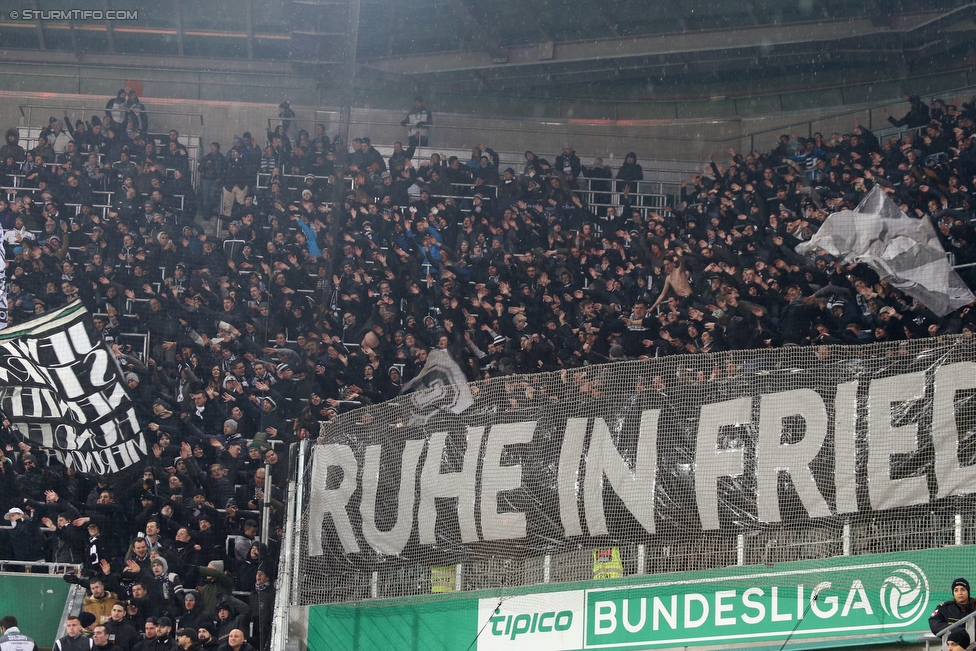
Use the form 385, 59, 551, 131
1, 88, 976, 649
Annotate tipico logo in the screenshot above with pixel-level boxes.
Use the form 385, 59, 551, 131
880, 567, 928, 621
478, 591, 585, 651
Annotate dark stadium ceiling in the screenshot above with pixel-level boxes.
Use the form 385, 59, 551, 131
1, 0, 976, 100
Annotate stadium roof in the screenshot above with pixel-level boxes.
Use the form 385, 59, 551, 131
1, 0, 975, 102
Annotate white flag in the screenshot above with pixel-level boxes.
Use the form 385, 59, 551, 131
797, 186, 974, 316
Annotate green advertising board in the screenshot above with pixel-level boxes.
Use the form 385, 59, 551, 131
308, 546, 975, 651
0, 573, 73, 647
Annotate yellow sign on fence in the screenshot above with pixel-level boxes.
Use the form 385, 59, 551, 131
430, 565, 457, 593
592, 547, 623, 580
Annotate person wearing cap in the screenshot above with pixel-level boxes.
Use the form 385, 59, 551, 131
175, 628, 199, 651
930, 578, 976, 637
13, 448, 58, 500
153, 617, 175, 651
0, 506, 44, 564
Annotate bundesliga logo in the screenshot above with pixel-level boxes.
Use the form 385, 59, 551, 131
880, 568, 927, 621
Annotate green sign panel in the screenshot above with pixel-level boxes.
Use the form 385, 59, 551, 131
309, 546, 974, 651
584, 561, 927, 647
0, 573, 73, 647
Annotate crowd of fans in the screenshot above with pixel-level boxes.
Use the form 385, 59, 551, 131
0, 89, 975, 647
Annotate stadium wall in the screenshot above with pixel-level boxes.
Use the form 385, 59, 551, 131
0, 89, 936, 168
2, 82, 976, 164
2, 57, 976, 123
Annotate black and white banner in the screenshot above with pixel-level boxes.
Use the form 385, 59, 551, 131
400, 348, 474, 423
307, 336, 976, 561
0, 302, 147, 474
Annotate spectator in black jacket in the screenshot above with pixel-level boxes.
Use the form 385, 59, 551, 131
176, 592, 213, 634
213, 602, 248, 646
104, 603, 140, 651
249, 566, 274, 651
0, 506, 45, 563
886, 94, 931, 129
930, 577, 976, 635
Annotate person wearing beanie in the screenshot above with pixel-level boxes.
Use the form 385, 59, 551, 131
195, 622, 218, 651
149, 556, 183, 616
930, 577, 976, 636
249, 565, 275, 651
79, 612, 97, 631
948, 629, 971, 651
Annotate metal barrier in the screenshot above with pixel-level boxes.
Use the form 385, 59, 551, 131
0, 558, 80, 573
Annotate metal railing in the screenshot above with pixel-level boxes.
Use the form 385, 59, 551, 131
19, 104, 204, 138
0, 558, 80, 572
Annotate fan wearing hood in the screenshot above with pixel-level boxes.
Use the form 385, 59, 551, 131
234, 541, 268, 592
214, 601, 250, 645
615, 151, 644, 193
176, 589, 214, 632
147, 555, 184, 618
0, 128, 25, 163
